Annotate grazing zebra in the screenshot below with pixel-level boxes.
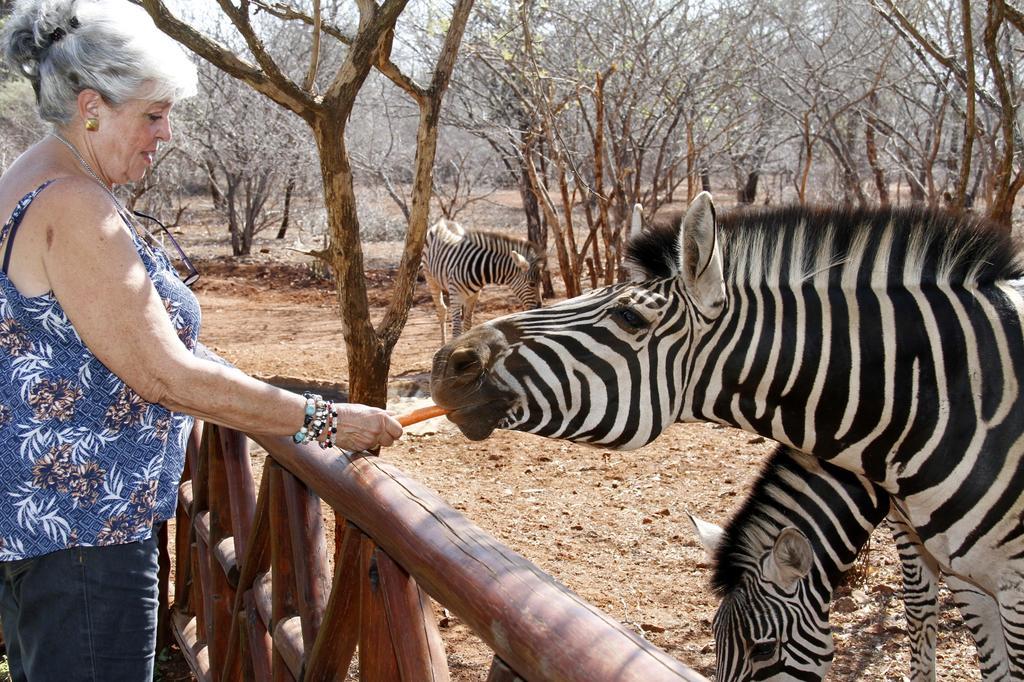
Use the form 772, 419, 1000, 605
422, 218, 544, 343
430, 193, 1024, 674
688, 444, 1007, 680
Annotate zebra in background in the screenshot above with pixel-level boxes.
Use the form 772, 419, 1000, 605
688, 444, 1007, 680
422, 218, 545, 344
430, 193, 1024, 674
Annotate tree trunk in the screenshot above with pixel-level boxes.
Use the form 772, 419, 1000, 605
518, 128, 553, 298
906, 169, 926, 204
592, 71, 616, 286
797, 119, 813, 203
686, 121, 697, 202
226, 174, 242, 256
864, 93, 889, 206
242, 177, 255, 256
205, 158, 224, 210
841, 120, 868, 207
555, 164, 583, 291
524, 145, 579, 298
982, 0, 1024, 228
737, 171, 759, 204
956, 0, 977, 208
277, 177, 296, 239
313, 120, 389, 408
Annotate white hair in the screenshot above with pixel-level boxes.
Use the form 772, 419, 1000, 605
2, 0, 198, 126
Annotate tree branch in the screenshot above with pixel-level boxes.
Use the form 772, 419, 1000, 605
303, 0, 322, 93
1004, 0, 1024, 33
870, 0, 1002, 112
140, 0, 315, 118
323, 0, 412, 106
251, 0, 426, 101
214, 0, 305, 100
378, 0, 476, 347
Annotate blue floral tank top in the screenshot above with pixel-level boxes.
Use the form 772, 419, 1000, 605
0, 181, 201, 560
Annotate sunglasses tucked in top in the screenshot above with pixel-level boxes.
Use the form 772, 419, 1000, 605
131, 210, 199, 287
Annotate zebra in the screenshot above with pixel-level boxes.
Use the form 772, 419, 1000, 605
422, 218, 545, 344
687, 443, 1006, 680
429, 192, 1024, 674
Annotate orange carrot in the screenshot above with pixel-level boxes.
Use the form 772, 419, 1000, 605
397, 405, 450, 427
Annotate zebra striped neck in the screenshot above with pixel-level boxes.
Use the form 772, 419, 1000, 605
674, 205, 1024, 473
711, 447, 889, 597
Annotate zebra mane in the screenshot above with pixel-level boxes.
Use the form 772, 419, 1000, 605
446, 223, 542, 261
709, 445, 798, 596
627, 204, 1024, 286
708, 445, 881, 597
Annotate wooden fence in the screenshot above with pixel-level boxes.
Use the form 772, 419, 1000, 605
162, 419, 709, 681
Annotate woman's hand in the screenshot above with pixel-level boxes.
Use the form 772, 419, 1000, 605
332, 403, 404, 451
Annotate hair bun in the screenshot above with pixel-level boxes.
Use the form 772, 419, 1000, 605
45, 14, 79, 45
2, 0, 80, 79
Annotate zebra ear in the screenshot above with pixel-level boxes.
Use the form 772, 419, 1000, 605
511, 251, 530, 272
624, 204, 644, 281
766, 527, 813, 591
678, 191, 725, 315
687, 513, 725, 559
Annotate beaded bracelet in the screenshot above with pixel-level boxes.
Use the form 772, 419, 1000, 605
319, 403, 339, 450
293, 392, 329, 444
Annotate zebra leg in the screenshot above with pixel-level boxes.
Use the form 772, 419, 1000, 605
887, 513, 940, 682
891, 513, 1011, 680
946, 576, 1011, 680
995, 590, 1024, 678
425, 273, 449, 344
462, 292, 480, 332
450, 290, 466, 339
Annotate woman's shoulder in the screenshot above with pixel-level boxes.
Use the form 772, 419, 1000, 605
0, 144, 121, 233
10, 175, 125, 238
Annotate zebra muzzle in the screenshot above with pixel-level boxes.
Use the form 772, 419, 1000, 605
430, 326, 517, 441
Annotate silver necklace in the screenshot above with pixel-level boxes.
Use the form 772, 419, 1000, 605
49, 131, 127, 214
47, 132, 160, 256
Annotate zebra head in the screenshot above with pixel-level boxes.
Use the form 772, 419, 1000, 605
430, 192, 725, 448
510, 247, 545, 309
692, 518, 832, 681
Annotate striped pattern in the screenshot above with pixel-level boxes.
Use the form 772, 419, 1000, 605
430, 193, 1024, 678
696, 446, 889, 680
422, 219, 543, 343
890, 520, 1011, 680
695, 445, 1004, 681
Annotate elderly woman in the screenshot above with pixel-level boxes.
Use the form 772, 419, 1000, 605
0, 1, 403, 678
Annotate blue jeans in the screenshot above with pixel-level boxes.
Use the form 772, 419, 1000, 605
0, 530, 160, 682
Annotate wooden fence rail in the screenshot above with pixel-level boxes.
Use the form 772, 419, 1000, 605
162, 420, 709, 681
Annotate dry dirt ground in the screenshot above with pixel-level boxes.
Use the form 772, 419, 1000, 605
173, 224, 983, 682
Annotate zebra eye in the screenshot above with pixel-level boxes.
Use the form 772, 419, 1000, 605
612, 306, 648, 330
750, 638, 777, 662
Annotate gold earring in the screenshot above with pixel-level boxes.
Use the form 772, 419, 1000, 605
85, 117, 99, 132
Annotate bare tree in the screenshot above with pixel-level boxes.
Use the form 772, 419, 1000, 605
448, 0, 749, 293
430, 136, 501, 220
872, 0, 1024, 226
141, 0, 474, 406
183, 65, 313, 255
